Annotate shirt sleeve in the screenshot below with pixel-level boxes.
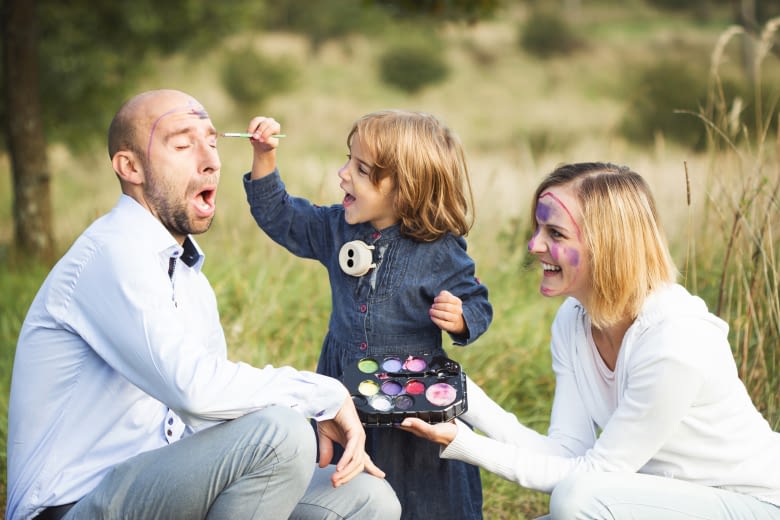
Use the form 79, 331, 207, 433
431, 235, 493, 345
64, 239, 347, 431
442, 300, 709, 493
243, 169, 338, 264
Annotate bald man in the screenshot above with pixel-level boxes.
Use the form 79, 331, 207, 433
7, 90, 400, 520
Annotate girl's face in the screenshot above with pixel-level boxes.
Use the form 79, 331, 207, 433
338, 137, 398, 230
527, 183, 591, 301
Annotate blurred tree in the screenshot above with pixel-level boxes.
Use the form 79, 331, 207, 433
3, 0, 55, 263
0, 0, 265, 263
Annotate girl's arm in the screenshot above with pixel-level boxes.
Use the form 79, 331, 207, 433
430, 235, 492, 345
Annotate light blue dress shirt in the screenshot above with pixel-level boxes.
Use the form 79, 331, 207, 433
7, 194, 347, 520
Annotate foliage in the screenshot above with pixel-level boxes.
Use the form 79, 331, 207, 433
220, 48, 298, 110
378, 41, 450, 93
618, 59, 710, 150
257, 0, 390, 52
519, 9, 584, 59
0, 0, 267, 154
371, 0, 500, 22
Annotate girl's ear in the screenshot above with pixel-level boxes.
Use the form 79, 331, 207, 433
112, 150, 144, 185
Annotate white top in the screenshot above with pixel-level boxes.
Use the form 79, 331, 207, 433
7, 195, 348, 520
442, 284, 780, 506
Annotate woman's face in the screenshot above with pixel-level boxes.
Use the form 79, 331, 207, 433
527, 183, 591, 301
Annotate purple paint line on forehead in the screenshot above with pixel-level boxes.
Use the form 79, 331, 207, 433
539, 191, 582, 240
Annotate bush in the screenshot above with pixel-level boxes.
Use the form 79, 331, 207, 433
378, 43, 450, 94
220, 48, 297, 109
519, 10, 583, 58
618, 60, 709, 149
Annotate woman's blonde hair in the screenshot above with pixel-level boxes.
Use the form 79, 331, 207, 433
532, 162, 678, 327
347, 110, 474, 242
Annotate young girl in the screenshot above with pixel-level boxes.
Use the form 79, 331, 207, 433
241, 110, 493, 519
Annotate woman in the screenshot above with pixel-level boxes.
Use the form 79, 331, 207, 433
400, 162, 780, 519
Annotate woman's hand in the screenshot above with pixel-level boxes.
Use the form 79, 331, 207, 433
398, 417, 458, 446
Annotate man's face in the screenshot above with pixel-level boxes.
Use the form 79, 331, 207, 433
140, 93, 220, 242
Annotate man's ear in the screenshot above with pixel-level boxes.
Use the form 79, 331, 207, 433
112, 151, 144, 185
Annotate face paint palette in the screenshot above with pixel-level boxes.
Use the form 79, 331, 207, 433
341, 354, 468, 427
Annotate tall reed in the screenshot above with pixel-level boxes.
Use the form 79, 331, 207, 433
685, 18, 780, 427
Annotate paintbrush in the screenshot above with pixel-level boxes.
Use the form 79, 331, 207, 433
220, 132, 287, 138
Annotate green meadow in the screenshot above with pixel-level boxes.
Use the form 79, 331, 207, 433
1, 4, 778, 518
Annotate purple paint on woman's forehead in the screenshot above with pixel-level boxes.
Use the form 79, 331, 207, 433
536, 201, 553, 222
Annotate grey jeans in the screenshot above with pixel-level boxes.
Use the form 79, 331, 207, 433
62, 406, 401, 519
538, 471, 780, 519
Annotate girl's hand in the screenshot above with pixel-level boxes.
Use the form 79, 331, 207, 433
247, 116, 282, 180
398, 417, 458, 446
429, 290, 466, 335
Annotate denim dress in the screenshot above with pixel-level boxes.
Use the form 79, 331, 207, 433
245, 171, 493, 519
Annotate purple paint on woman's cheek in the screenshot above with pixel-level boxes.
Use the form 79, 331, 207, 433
550, 243, 561, 262
568, 249, 580, 267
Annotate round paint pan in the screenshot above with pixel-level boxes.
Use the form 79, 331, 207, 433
380, 380, 403, 396
404, 379, 426, 395
425, 382, 457, 407
357, 358, 379, 373
394, 394, 414, 411
358, 380, 380, 396
368, 394, 393, 412
381, 357, 403, 372
403, 356, 427, 372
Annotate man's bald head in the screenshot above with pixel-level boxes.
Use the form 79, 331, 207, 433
107, 89, 199, 160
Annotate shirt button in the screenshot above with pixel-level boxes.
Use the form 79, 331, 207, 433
372, 232, 381, 239
359, 304, 367, 313
166, 429, 173, 437
360, 342, 368, 351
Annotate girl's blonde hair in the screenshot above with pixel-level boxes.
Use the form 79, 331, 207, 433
532, 162, 678, 328
347, 110, 474, 242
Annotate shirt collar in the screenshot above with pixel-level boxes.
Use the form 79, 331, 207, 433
117, 194, 206, 272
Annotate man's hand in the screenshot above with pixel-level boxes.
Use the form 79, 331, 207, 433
317, 396, 385, 487
429, 290, 466, 336
397, 418, 458, 446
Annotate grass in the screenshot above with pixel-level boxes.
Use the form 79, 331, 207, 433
1, 5, 779, 518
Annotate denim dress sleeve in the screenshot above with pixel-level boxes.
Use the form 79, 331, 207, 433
243, 169, 340, 263
429, 234, 493, 346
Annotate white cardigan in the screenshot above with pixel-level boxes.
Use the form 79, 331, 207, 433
442, 284, 780, 506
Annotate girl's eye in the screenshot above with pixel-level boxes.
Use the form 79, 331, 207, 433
550, 229, 564, 239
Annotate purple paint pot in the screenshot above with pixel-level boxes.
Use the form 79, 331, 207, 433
381, 380, 403, 396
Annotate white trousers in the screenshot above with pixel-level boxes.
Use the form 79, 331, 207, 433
537, 471, 780, 520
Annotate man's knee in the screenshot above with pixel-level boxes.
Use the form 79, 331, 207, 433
234, 406, 317, 475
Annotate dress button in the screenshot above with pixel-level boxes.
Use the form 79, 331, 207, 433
359, 304, 367, 313
360, 342, 368, 351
